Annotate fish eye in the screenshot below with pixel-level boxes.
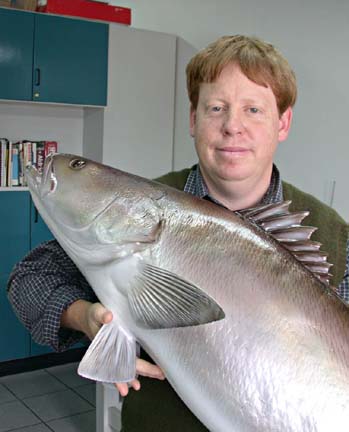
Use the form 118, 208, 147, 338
70, 159, 86, 170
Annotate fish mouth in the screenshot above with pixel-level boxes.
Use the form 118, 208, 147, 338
26, 154, 57, 199
26, 153, 122, 232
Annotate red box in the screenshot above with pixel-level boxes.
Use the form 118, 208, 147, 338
37, 0, 131, 26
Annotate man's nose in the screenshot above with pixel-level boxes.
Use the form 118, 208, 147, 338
222, 110, 245, 136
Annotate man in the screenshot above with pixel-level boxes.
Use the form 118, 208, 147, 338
8, 35, 349, 431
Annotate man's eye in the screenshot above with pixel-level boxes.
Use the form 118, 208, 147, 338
212, 106, 222, 112
249, 107, 259, 114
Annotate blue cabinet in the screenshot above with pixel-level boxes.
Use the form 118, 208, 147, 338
33, 14, 108, 105
0, 191, 31, 362
0, 191, 55, 361
0, 190, 86, 361
30, 201, 54, 249
0, 8, 108, 106
0, 8, 34, 101
29, 200, 55, 356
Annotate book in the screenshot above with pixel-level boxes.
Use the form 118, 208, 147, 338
6, 141, 13, 188
36, 141, 45, 174
1, 139, 8, 187
18, 141, 24, 186
31, 141, 36, 167
22, 141, 32, 186
0, 138, 59, 187
44, 140, 58, 157
11, 143, 19, 187
0, 138, 8, 187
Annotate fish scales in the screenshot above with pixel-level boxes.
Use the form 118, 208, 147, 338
143, 193, 349, 431
26, 154, 349, 432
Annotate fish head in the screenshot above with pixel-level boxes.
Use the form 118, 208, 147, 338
26, 153, 163, 263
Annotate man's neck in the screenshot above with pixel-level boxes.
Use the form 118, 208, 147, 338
200, 168, 273, 211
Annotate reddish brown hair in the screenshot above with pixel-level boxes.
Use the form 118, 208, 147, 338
186, 35, 297, 114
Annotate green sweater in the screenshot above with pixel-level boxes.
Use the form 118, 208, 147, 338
121, 167, 348, 432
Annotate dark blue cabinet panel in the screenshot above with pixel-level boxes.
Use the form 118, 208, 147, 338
0, 192, 31, 361
33, 14, 108, 105
0, 9, 34, 102
0, 191, 30, 275
1, 191, 85, 360
0, 8, 108, 105
0, 191, 55, 360
0, 273, 30, 362
30, 200, 54, 356
30, 200, 54, 249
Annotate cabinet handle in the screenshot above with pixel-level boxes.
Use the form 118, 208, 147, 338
34, 207, 39, 223
34, 68, 41, 86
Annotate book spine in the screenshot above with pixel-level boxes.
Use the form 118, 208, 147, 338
36, 141, 45, 174
7, 141, 12, 188
2, 140, 8, 187
11, 143, 19, 187
0, 139, 8, 187
31, 142, 36, 167
22, 141, 31, 186
18, 142, 24, 186
44, 140, 58, 157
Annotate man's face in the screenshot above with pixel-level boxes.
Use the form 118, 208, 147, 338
190, 63, 292, 187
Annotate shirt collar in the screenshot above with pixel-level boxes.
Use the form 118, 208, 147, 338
184, 164, 283, 208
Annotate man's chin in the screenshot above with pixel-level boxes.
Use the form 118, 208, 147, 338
215, 168, 254, 183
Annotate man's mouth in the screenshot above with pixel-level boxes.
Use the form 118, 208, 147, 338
217, 146, 250, 154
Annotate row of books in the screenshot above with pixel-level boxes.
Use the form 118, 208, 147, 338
0, 139, 58, 187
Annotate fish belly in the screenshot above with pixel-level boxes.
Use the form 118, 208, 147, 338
132, 215, 349, 432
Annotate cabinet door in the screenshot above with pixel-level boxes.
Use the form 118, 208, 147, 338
0, 8, 34, 101
0, 192, 31, 361
33, 14, 108, 106
30, 200, 54, 249
29, 199, 54, 356
0, 191, 31, 274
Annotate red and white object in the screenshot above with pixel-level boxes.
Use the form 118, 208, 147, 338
37, 0, 131, 25
44, 141, 58, 157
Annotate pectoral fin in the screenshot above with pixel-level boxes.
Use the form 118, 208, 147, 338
128, 263, 225, 329
78, 320, 136, 383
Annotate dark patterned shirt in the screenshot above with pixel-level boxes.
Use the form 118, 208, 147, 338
7, 165, 349, 351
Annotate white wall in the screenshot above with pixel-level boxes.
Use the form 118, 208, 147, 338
113, 0, 349, 220
102, 24, 176, 179
0, 100, 83, 155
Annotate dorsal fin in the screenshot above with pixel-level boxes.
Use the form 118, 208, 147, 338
238, 201, 333, 285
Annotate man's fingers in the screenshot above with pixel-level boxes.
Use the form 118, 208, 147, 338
115, 379, 141, 397
91, 303, 113, 325
136, 358, 165, 380
101, 309, 113, 324
115, 382, 129, 397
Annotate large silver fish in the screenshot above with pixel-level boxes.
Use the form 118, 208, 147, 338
26, 153, 349, 432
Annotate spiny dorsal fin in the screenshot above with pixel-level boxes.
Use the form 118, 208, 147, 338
239, 201, 333, 285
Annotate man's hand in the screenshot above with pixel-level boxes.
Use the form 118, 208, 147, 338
116, 358, 165, 397
61, 299, 112, 341
61, 300, 165, 396
84, 301, 113, 341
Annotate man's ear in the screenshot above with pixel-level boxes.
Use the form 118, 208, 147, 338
189, 106, 197, 137
278, 107, 293, 142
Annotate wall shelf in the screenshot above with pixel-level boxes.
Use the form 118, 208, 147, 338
0, 187, 29, 192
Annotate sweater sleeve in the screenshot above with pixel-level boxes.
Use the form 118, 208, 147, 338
7, 240, 98, 352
